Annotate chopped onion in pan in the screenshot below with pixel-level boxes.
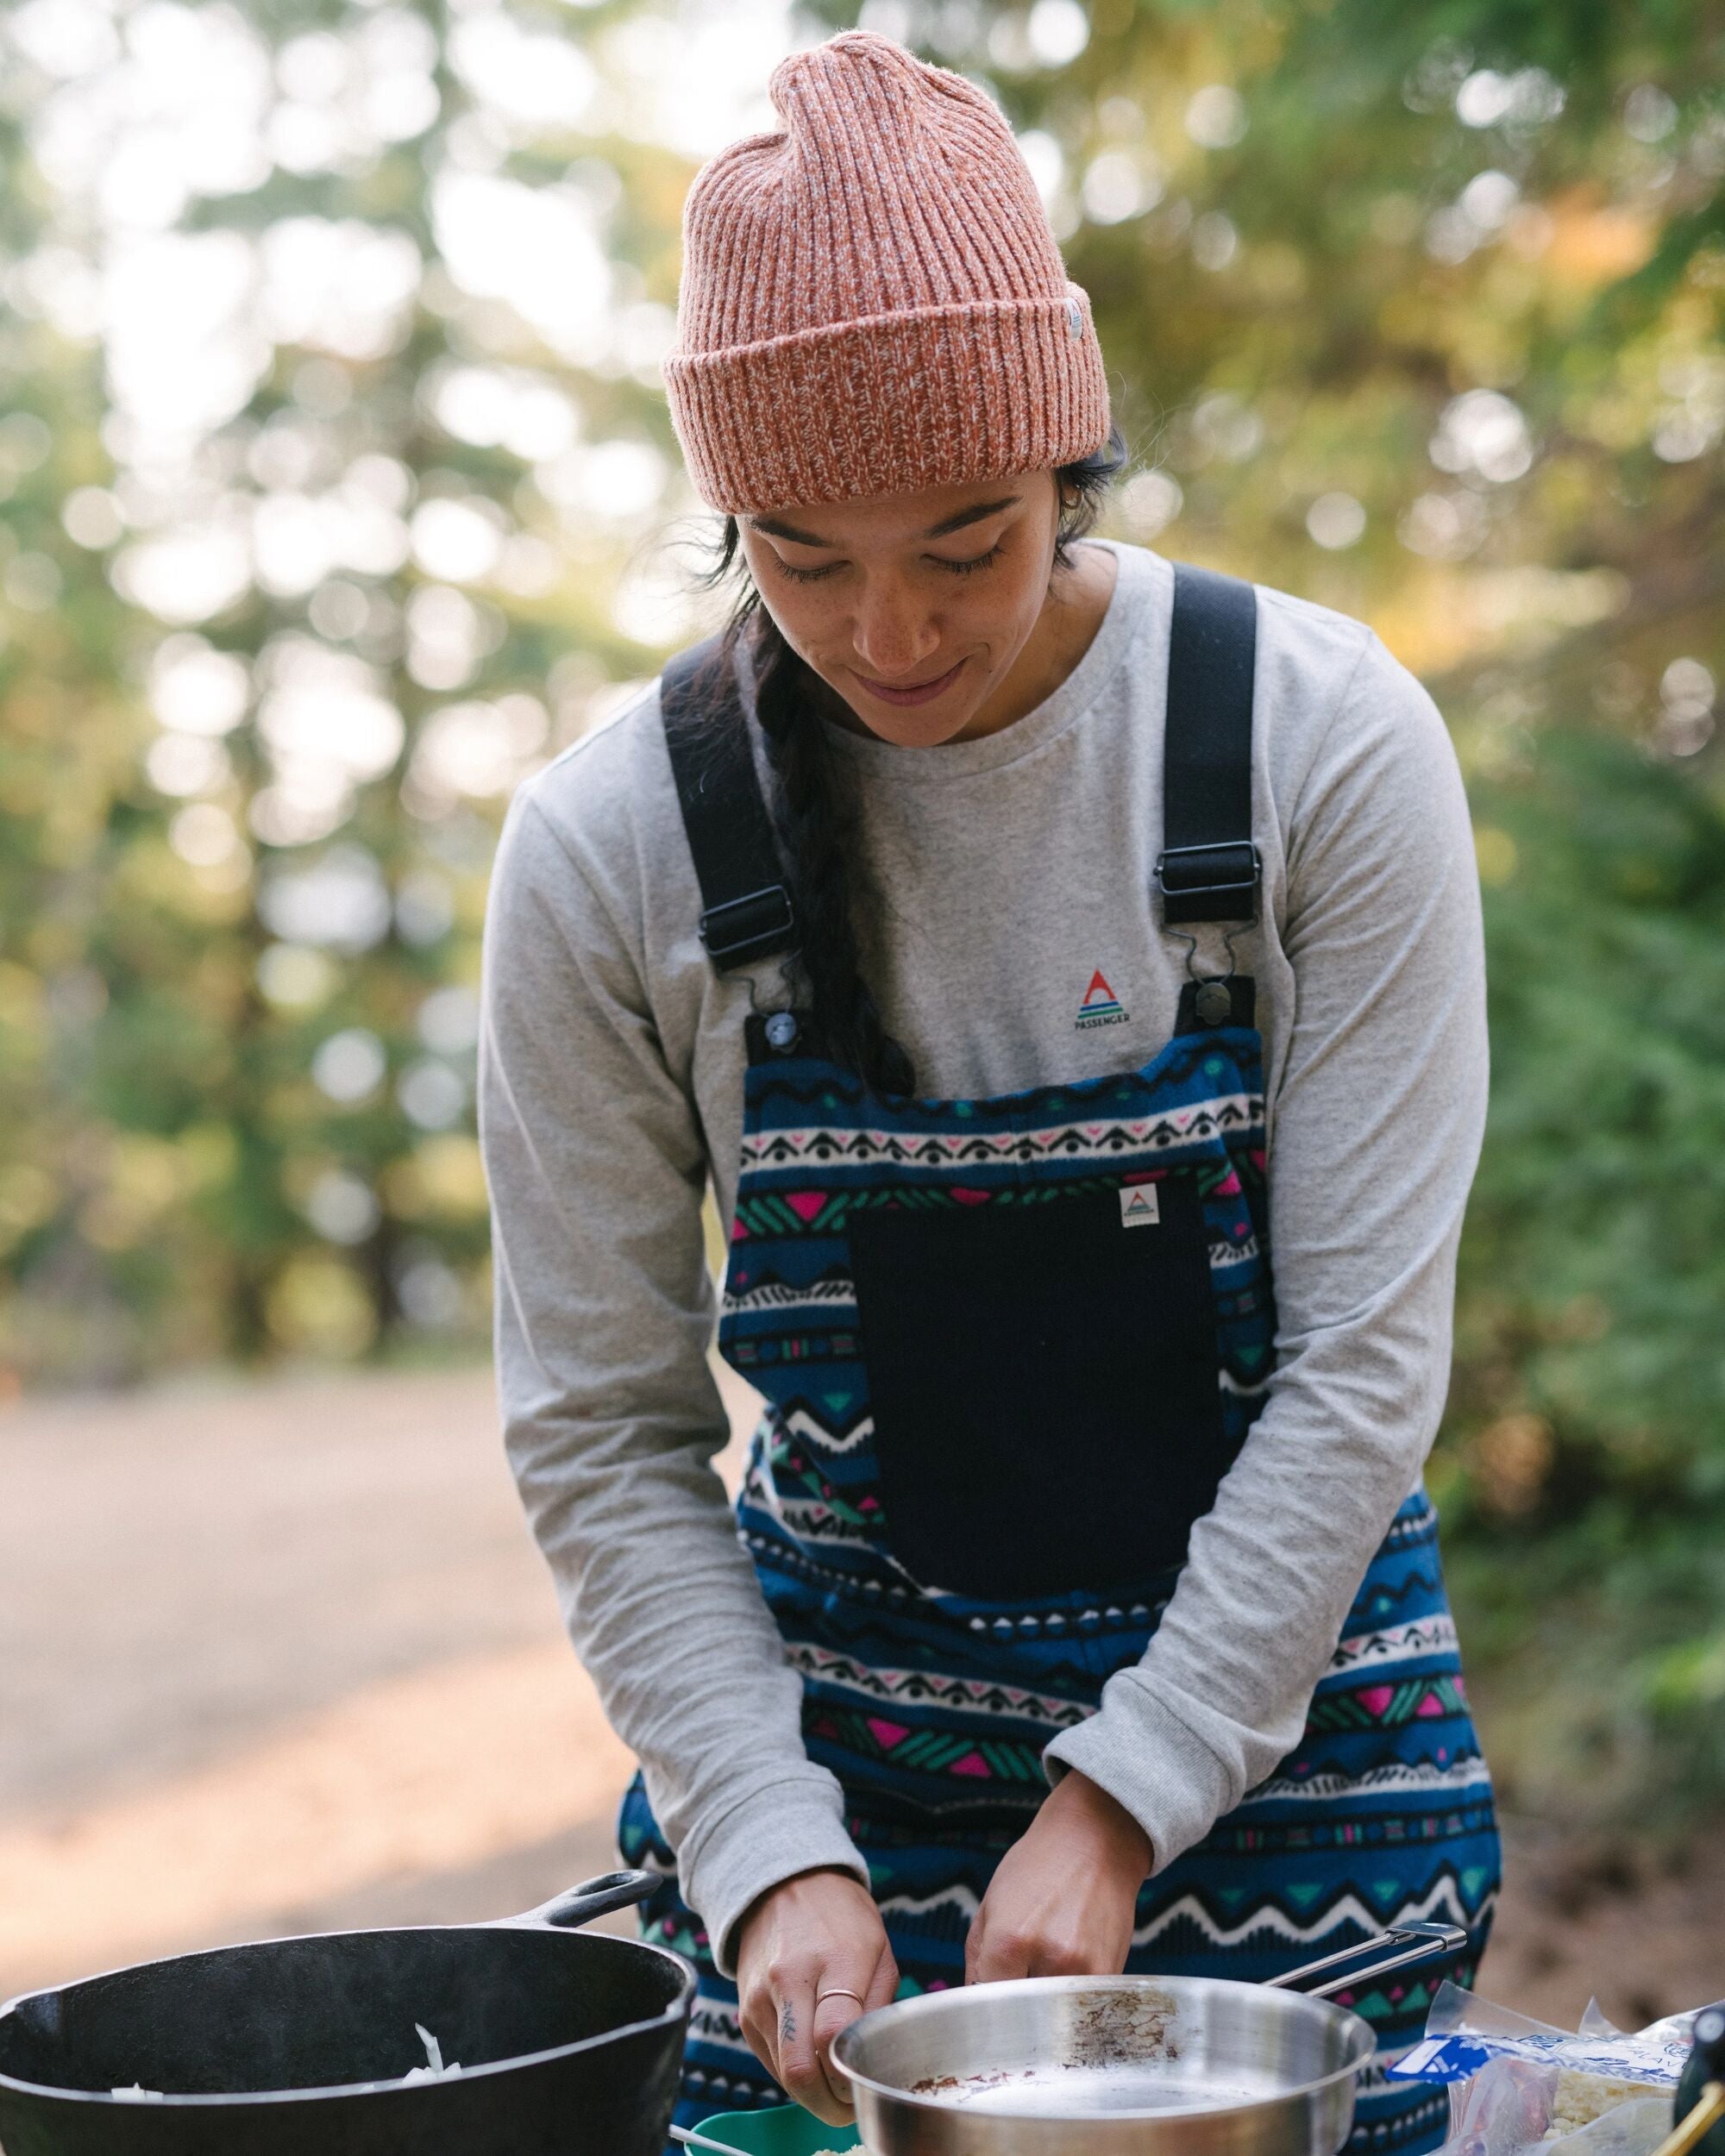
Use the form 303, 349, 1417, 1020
399, 2021, 463, 2084
106, 2021, 462, 2102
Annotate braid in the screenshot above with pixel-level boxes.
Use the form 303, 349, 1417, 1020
749, 616, 916, 1096
679, 424, 1129, 1098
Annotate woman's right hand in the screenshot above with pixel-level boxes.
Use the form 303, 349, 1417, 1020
734, 1867, 899, 2125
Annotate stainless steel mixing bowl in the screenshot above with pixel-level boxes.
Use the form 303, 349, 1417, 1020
829, 1922, 1466, 2156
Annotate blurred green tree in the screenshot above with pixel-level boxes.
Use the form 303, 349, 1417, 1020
0, 0, 718, 1376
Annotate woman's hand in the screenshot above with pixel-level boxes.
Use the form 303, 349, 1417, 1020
966, 1771, 1153, 1984
734, 1868, 899, 2125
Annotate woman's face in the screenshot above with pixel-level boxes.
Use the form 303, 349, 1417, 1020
737, 469, 1075, 747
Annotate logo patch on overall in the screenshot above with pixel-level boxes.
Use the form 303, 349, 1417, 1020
1120, 1185, 1161, 1227
1076, 968, 1129, 1030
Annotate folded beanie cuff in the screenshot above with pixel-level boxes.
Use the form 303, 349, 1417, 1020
664, 285, 1112, 515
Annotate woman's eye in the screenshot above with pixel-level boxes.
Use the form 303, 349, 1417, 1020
936, 541, 1005, 575
771, 540, 1006, 586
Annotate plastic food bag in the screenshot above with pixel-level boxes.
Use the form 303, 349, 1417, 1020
1439, 2058, 1560, 2156
1389, 1982, 1700, 2156
1393, 1983, 1697, 2090
1424, 2060, 1672, 2156
1550, 2099, 1675, 2156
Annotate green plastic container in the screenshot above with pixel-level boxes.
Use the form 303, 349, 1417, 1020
688, 2108, 861, 2154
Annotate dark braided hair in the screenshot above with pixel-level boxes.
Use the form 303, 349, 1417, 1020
686, 426, 1129, 1096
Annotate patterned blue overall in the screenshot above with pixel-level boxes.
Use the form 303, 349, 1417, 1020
624, 565, 1500, 2152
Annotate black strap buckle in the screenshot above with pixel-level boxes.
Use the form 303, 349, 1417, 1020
698, 884, 795, 967
1155, 840, 1262, 925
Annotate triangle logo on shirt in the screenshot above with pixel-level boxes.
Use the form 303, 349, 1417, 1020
1076, 967, 1129, 1031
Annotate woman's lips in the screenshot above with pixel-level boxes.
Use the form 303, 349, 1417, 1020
852, 656, 967, 706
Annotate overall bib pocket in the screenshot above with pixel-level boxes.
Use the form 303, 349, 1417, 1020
848, 1175, 1230, 1599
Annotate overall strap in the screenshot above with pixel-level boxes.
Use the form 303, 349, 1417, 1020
660, 632, 797, 971
1157, 561, 1262, 926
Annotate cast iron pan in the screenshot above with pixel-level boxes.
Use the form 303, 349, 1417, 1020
0, 1867, 693, 2155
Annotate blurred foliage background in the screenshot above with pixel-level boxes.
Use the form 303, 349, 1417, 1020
1, 0, 1721, 1829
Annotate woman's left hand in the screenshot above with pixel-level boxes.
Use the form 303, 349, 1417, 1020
966, 1770, 1153, 1984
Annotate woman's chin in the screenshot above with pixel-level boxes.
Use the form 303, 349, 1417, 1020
858, 682, 997, 748
870, 709, 977, 747
807, 657, 994, 747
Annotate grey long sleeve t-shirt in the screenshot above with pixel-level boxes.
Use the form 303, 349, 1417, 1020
477, 536, 1488, 1977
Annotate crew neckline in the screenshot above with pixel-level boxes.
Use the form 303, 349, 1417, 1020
816, 537, 1160, 783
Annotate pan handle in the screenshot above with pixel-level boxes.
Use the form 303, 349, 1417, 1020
501, 1869, 659, 1930
1264, 1921, 1470, 2002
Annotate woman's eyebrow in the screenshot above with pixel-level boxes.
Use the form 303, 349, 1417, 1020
745, 493, 1022, 548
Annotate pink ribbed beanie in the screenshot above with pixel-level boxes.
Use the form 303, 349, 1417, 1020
662, 29, 1111, 515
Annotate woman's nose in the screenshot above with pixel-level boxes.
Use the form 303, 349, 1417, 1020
852, 596, 942, 680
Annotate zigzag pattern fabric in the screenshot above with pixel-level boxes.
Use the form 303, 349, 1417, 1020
623, 1005, 1499, 2151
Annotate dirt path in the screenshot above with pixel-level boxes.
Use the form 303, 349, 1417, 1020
1, 1359, 756, 1996
3, 1364, 1718, 2024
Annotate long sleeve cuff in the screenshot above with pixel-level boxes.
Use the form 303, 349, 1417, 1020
1042, 1673, 1244, 1876
680, 1771, 872, 1979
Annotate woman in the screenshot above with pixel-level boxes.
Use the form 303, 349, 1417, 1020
478, 28, 1500, 2151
